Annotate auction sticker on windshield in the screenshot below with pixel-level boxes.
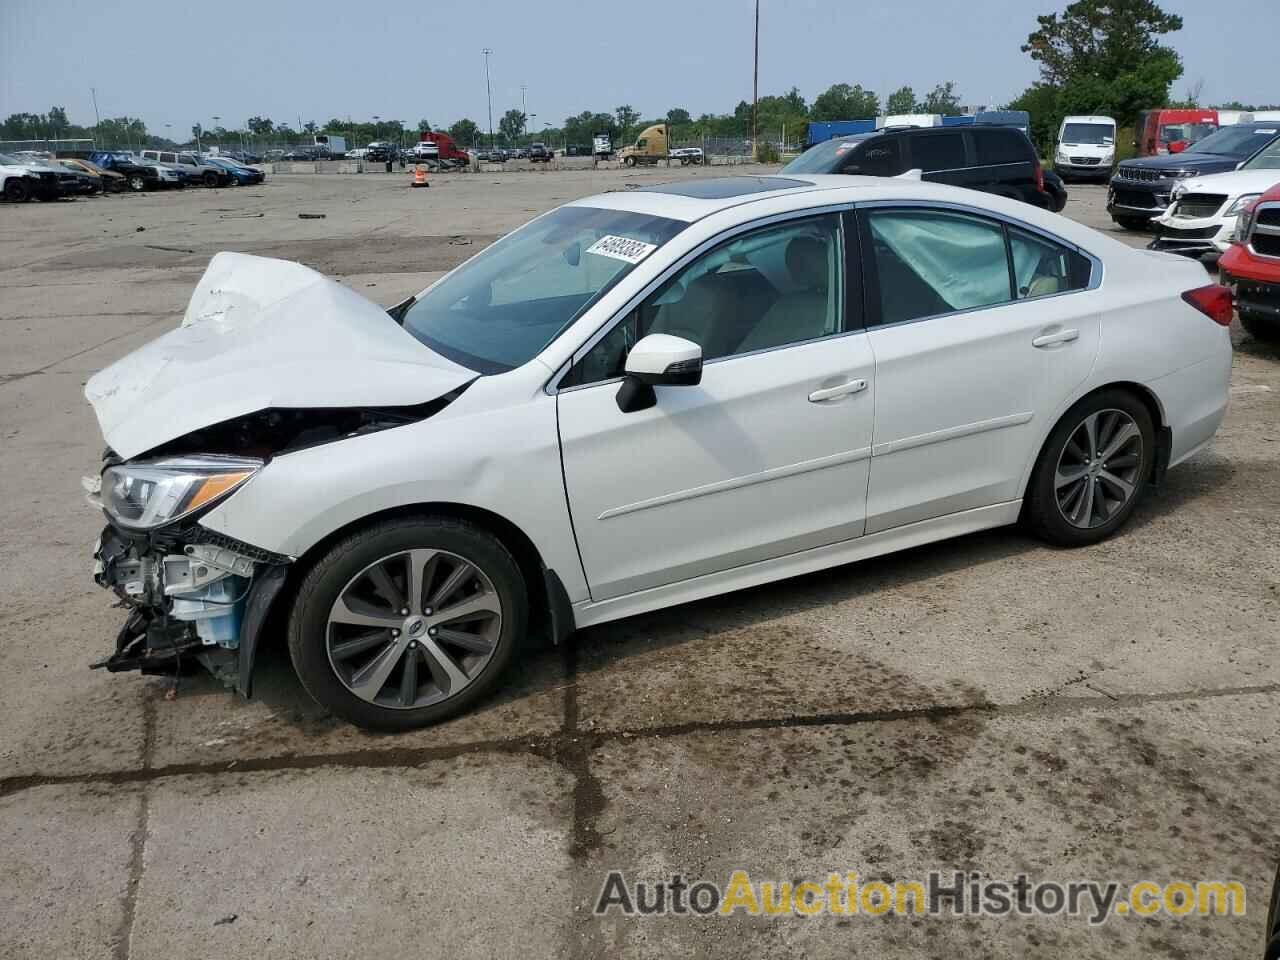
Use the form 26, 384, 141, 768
586, 235, 658, 264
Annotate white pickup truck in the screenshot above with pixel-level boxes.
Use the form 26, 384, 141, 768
669, 146, 704, 166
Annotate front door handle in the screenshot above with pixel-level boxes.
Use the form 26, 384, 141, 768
1032, 328, 1080, 348
808, 378, 868, 403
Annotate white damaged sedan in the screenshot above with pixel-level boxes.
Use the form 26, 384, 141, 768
85, 175, 1233, 730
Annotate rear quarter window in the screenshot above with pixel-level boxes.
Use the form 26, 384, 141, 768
972, 130, 1030, 165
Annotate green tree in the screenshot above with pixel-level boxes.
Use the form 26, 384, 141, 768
810, 83, 878, 120
247, 116, 274, 136
1022, 0, 1182, 86
886, 86, 916, 114
615, 104, 640, 142
448, 118, 480, 146
1005, 83, 1062, 155
666, 107, 691, 127
498, 109, 526, 143
417, 119, 432, 133
918, 81, 963, 115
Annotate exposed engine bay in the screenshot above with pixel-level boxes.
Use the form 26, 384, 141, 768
91, 520, 290, 695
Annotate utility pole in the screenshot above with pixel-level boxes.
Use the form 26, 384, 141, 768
90, 87, 102, 147
752, 0, 759, 162
483, 49, 495, 151
521, 84, 528, 143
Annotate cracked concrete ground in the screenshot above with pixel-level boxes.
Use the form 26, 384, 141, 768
0, 168, 1277, 959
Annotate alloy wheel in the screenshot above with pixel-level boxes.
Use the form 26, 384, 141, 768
1054, 408, 1144, 529
325, 548, 502, 709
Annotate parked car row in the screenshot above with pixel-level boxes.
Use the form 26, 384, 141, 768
1, 148, 265, 202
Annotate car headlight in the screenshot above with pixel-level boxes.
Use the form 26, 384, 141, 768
1226, 193, 1262, 216
102, 455, 261, 530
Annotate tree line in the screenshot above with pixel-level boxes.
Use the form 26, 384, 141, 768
5, 1, 1274, 156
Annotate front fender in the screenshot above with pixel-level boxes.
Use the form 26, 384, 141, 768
197, 382, 589, 604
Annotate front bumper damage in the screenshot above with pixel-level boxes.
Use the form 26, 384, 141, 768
92, 522, 290, 696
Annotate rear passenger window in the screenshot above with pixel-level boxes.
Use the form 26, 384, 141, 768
865, 210, 1012, 325
1008, 228, 1093, 298
972, 130, 1027, 165
910, 133, 966, 172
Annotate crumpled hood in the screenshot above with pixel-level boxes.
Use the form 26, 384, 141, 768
86, 251, 473, 460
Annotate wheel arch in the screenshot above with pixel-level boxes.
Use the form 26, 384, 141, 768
1020, 379, 1171, 502
241, 501, 565, 697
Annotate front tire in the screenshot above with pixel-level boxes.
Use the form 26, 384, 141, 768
288, 516, 528, 731
624, 156, 636, 167
203, 171, 219, 187
1241, 310, 1279, 342
1023, 390, 1154, 547
4, 179, 31, 202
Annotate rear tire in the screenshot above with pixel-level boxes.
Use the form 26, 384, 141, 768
1023, 390, 1155, 547
128, 174, 146, 192
1241, 310, 1279, 342
203, 171, 219, 187
288, 516, 528, 731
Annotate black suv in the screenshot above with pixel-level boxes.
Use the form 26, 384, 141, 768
783, 125, 1052, 209
1107, 124, 1280, 230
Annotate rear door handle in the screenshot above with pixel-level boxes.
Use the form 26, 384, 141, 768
808, 378, 867, 403
1032, 328, 1080, 348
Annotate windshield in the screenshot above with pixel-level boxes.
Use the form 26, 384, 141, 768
0, 153, 21, 165
1184, 126, 1278, 157
1161, 122, 1216, 145
1242, 139, 1280, 170
401, 206, 687, 373
782, 137, 868, 174
1061, 123, 1113, 145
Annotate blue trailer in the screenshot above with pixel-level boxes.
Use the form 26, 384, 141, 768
805, 119, 876, 147
940, 115, 976, 127
975, 110, 1031, 136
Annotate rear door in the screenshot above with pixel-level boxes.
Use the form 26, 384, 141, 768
857, 204, 1101, 534
967, 128, 1040, 203
907, 130, 972, 188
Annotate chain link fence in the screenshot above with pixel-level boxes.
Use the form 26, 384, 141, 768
0, 138, 97, 156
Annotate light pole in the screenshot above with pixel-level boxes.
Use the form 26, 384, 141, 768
211, 116, 220, 154
521, 84, 528, 143
373, 115, 380, 143
482, 49, 494, 151
752, 0, 759, 162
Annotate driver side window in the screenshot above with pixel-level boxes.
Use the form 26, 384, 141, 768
562, 213, 845, 388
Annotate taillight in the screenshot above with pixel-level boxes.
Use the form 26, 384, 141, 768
1181, 284, 1233, 327
1034, 159, 1045, 193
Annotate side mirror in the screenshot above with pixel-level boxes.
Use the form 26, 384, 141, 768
616, 334, 702, 413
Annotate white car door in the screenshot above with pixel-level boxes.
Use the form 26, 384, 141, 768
557, 212, 877, 601
858, 205, 1101, 533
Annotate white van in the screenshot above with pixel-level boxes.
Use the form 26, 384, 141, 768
1054, 115, 1116, 182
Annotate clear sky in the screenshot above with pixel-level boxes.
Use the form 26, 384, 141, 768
1, 0, 1275, 134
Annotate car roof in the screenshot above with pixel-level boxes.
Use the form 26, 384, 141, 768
1062, 116, 1115, 125
570, 175, 1116, 247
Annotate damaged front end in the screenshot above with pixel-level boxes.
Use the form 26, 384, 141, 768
91, 518, 290, 696
82, 251, 477, 696
88, 452, 293, 695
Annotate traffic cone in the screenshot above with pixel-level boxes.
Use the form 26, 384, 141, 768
412, 165, 429, 188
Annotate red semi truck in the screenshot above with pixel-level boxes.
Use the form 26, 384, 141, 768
417, 132, 472, 169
